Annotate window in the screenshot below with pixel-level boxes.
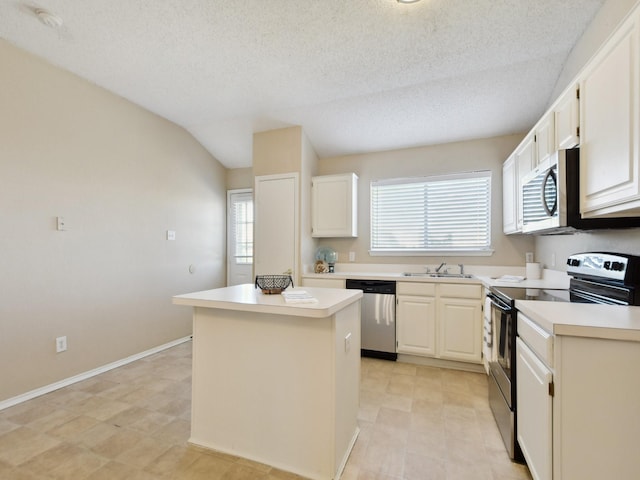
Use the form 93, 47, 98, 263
229, 191, 254, 264
370, 171, 492, 255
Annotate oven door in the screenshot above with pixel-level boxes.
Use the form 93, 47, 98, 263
521, 154, 561, 233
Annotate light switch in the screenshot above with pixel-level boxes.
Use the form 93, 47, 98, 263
57, 216, 66, 231
167, 230, 176, 241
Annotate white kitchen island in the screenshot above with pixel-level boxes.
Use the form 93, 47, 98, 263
173, 285, 362, 480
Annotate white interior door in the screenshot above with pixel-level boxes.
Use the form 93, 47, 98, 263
227, 189, 253, 286
254, 173, 298, 279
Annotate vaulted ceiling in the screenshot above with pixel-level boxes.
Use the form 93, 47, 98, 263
0, 1, 605, 168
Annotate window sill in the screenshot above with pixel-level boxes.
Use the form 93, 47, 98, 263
369, 249, 494, 257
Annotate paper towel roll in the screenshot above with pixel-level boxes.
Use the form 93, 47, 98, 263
526, 262, 541, 280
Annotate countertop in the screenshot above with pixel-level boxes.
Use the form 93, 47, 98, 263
516, 300, 640, 342
302, 269, 570, 290
173, 284, 362, 319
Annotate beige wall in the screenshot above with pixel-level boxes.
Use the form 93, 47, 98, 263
315, 134, 534, 267
226, 167, 253, 190
538, 0, 640, 269
0, 40, 227, 402
253, 126, 303, 177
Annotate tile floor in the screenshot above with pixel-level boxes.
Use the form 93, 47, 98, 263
0, 341, 531, 479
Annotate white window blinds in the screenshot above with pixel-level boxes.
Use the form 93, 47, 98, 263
229, 191, 254, 264
370, 171, 492, 254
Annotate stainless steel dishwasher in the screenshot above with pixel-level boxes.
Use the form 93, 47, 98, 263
346, 279, 396, 361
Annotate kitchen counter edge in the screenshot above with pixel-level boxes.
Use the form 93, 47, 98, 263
516, 300, 640, 342
173, 284, 363, 319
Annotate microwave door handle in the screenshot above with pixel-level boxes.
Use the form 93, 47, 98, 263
542, 168, 558, 216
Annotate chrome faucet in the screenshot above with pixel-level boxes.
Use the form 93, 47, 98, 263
458, 264, 464, 275
435, 261, 447, 273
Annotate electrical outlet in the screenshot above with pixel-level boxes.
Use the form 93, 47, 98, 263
349, 251, 356, 262
167, 230, 176, 241
551, 253, 556, 267
56, 336, 67, 353
344, 333, 352, 353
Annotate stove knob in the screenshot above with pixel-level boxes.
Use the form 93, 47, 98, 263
604, 261, 611, 270
612, 261, 625, 271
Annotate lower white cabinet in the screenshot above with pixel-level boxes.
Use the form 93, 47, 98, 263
517, 310, 640, 479
516, 336, 553, 480
438, 297, 482, 362
397, 294, 436, 356
396, 282, 482, 364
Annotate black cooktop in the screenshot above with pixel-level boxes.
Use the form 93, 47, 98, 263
493, 287, 571, 303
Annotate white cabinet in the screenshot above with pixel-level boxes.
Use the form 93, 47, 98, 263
437, 284, 482, 363
311, 173, 358, 237
516, 336, 553, 480
580, 12, 640, 217
515, 133, 536, 181
517, 310, 640, 480
438, 297, 482, 363
553, 84, 580, 150
396, 282, 482, 364
396, 282, 436, 356
535, 113, 555, 166
502, 153, 520, 234
254, 173, 299, 279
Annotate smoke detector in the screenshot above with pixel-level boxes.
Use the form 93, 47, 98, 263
34, 8, 63, 28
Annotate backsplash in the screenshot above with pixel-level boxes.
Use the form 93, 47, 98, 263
536, 228, 640, 272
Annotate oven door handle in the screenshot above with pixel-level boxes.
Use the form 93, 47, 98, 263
487, 293, 511, 313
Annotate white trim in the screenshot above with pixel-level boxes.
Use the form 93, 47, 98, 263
0, 336, 192, 411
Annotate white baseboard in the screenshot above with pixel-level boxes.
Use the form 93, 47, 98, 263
0, 335, 192, 411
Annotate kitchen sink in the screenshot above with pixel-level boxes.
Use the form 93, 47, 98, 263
402, 272, 475, 279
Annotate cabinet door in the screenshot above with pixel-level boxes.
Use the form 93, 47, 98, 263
396, 295, 436, 356
502, 154, 520, 234
254, 173, 299, 279
516, 337, 553, 480
311, 173, 357, 237
535, 113, 555, 165
515, 134, 536, 180
580, 16, 640, 216
437, 298, 482, 363
554, 85, 580, 149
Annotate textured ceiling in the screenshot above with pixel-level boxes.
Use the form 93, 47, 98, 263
0, 0, 606, 168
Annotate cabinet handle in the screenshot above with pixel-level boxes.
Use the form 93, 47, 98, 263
548, 381, 555, 397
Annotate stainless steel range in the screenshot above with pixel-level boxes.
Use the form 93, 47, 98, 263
487, 252, 640, 462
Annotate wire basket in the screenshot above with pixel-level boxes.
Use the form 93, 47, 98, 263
255, 275, 294, 294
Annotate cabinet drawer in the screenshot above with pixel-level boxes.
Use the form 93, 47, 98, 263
397, 282, 436, 296
438, 283, 482, 299
517, 313, 554, 367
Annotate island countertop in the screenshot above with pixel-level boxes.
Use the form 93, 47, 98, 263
173, 284, 362, 319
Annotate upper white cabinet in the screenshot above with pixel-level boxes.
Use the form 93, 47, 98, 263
311, 173, 358, 237
502, 153, 520, 234
535, 112, 556, 165
554, 84, 580, 150
515, 133, 537, 181
580, 11, 640, 217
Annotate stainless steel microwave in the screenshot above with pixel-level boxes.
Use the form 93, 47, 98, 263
520, 149, 640, 234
